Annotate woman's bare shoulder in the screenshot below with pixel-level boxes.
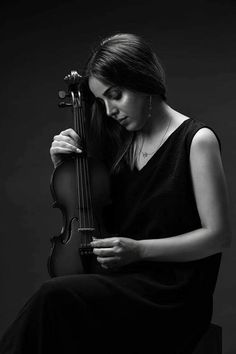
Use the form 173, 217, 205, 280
191, 127, 220, 152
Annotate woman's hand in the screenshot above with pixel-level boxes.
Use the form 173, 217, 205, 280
50, 128, 82, 168
91, 237, 141, 270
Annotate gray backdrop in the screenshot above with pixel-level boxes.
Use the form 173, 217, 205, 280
0, 1, 235, 353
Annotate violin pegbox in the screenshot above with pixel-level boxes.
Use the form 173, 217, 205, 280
58, 70, 83, 108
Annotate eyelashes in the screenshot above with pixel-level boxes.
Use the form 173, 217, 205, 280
95, 90, 122, 106
109, 90, 122, 100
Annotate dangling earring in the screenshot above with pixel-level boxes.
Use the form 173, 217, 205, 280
148, 95, 152, 119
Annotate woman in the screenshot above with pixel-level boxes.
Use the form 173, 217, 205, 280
0, 33, 231, 354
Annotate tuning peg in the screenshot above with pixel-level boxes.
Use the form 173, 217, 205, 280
64, 71, 82, 85
58, 102, 72, 108
58, 90, 68, 99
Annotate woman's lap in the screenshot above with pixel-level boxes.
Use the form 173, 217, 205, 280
0, 273, 212, 354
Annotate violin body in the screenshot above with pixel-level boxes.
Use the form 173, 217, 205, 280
48, 155, 112, 277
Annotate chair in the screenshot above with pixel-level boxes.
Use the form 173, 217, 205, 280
192, 323, 222, 354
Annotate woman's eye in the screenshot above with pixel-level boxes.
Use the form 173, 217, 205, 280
109, 91, 122, 100
95, 90, 122, 106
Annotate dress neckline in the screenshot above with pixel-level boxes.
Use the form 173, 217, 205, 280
134, 118, 191, 173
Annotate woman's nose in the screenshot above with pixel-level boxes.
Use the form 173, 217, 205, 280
105, 100, 118, 117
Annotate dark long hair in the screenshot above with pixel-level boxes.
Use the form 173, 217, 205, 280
82, 33, 167, 173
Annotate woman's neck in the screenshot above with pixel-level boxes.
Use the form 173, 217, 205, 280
140, 98, 172, 139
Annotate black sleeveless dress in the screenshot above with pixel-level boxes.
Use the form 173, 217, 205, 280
0, 118, 222, 354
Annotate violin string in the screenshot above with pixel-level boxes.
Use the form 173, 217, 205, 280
74, 98, 83, 232
81, 107, 94, 229
79, 104, 87, 234
76, 155, 82, 230
72, 93, 79, 226
81, 102, 94, 235
78, 103, 87, 246
78, 97, 94, 246
79, 105, 88, 246
77, 105, 83, 230
77, 102, 86, 237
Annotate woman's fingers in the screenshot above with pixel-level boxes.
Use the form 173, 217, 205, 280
54, 131, 80, 147
93, 247, 115, 257
50, 146, 82, 155
51, 140, 82, 153
91, 237, 121, 248
96, 256, 120, 268
92, 239, 122, 269
50, 128, 82, 168
61, 128, 80, 144
53, 134, 75, 146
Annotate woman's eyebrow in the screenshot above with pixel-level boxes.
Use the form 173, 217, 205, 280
102, 86, 116, 97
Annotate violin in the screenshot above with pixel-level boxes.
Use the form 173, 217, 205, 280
47, 71, 111, 277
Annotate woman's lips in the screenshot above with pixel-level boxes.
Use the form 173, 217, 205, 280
118, 116, 128, 123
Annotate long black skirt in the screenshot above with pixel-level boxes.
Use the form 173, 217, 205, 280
0, 272, 211, 354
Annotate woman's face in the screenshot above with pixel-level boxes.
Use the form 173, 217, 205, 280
88, 76, 150, 131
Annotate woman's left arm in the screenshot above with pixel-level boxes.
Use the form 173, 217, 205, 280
92, 128, 232, 267
139, 128, 232, 262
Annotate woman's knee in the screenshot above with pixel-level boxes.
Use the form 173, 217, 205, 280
37, 275, 97, 307
37, 277, 81, 310
39, 277, 67, 298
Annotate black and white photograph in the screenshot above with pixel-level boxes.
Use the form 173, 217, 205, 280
0, 1, 235, 353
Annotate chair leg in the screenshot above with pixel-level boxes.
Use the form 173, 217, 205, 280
192, 323, 222, 354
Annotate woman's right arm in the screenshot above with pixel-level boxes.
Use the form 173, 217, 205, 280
50, 128, 82, 168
